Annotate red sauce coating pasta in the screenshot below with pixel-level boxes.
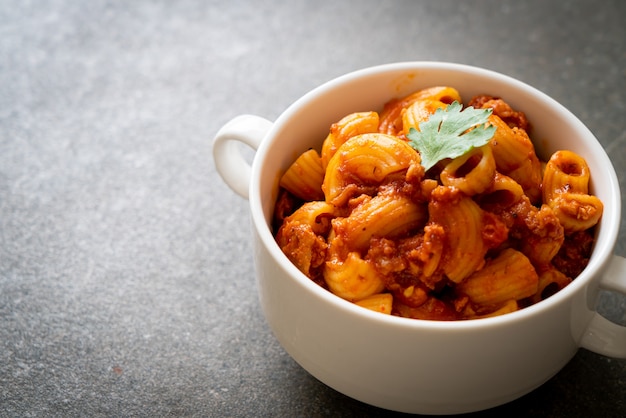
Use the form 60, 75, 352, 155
273, 87, 602, 320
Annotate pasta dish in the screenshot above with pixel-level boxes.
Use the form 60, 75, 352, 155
272, 86, 603, 320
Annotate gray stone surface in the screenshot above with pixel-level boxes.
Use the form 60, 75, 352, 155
0, 0, 624, 416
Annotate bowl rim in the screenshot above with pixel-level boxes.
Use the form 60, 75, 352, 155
249, 61, 621, 331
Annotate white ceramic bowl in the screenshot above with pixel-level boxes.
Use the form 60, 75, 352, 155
212, 62, 626, 414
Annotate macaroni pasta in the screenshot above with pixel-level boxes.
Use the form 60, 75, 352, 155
273, 86, 603, 320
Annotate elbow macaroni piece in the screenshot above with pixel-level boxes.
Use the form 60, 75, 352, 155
379, 86, 462, 135
543, 150, 604, 233
324, 250, 386, 301
332, 192, 427, 252
401, 98, 449, 136
487, 115, 543, 202
440, 145, 496, 196
354, 293, 394, 315
543, 150, 591, 199
530, 266, 572, 304
478, 172, 525, 211
279, 149, 326, 201
429, 187, 489, 284
274, 201, 336, 277
550, 193, 603, 233
322, 133, 421, 205
321, 111, 380, 169
274, 86, 603, 320
282, 201, 336, 235
456, 248, 539, 308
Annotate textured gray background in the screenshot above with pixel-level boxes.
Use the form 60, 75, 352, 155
1, 0, 625, 417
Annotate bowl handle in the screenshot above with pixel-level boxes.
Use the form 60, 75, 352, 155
580, 254, 626, 358
212, 114, 273, 199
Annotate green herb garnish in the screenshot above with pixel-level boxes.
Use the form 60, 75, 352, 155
407, 101, 496, 171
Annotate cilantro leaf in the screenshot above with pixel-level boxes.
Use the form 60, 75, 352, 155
407, 101, 496, 171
